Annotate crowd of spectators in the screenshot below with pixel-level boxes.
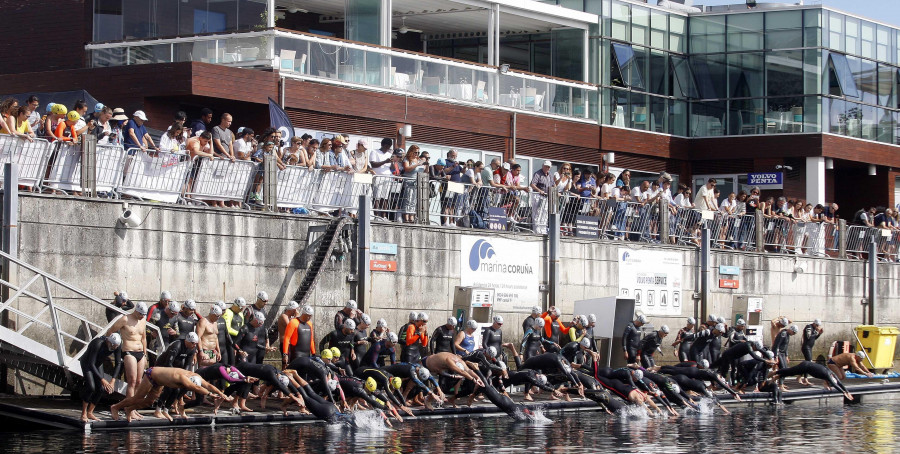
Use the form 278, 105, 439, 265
1, 95, 898, 253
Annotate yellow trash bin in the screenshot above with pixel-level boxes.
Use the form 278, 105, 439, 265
855, 325, 899, 370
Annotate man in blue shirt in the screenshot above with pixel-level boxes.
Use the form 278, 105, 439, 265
123, 110, 158, 152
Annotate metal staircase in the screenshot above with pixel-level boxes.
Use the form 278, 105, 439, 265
291, 216, 351, 306
0, 249, 161, 394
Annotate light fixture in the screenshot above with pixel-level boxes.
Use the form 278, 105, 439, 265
399, 124, 412, 138
118, 209, 141, 228
605, 152, 615, 164
868, 164, 877, 176
825, 158, 834, 170
775, 164, 793, 171
499, 63, 510, 74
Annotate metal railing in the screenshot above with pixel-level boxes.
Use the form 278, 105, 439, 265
85, 29, 598, 121
0, 249, 163, 390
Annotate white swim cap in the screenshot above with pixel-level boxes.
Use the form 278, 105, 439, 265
636, 314, 648, 324
708, 314, 717, 323
160, 291, 172, 301
577, 315, 588, 326
531, 306, 541, 315
257, 291, 269, 302
417, 367, 431, 381
588, 314, 597, 323
189, 375, 202, 387
486, 346, 497, 358
736, 319, 746, 326
580, 337, 591, 348
716, 316, 725, 324
388, 332, 398, 343
660, 325, 670, 334
327, 379, 338, 391
447, 317, 457, 326
360, 314, 372, 325
856, 350, 866, 359
345, 300, 357, 310
343, 319, 356, 330
107, 333, 122, 348
301, 305, 314, 316
632, 369, 644, 381
233, 297, 247, 308
210, 305, 223, 316
117, 291, 129, 302
277, 374, 290, 387
536, 373, 548, 386
813, 319, 822, 327
253, 311, 266, 324
534, 317, 545, 328
186, 332, 199, 343
287, 301, 300, 310
687, 317, 696, 325
715, 323, 725, 332
466, 319, 479, 330
215, 300, 227, 311
417, 312, 429, 322
788, 325, 799, 334
699, 359, 709, 369
408, 311, 418, 321
377, 318, 388, 328
184, 300, 197, 310
135, 302, 149, 316
492, 315, 503, 324
168, 301, 181, 312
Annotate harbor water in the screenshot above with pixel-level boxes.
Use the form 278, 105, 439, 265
2, 400, 900, 453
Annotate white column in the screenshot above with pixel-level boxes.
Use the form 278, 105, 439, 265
267, 0, 276, 28
806, 156, 825, 205
492, 4, 501, 66
380, 0, 393, 47
582, 29, 589, 82
487, 6, 496, 67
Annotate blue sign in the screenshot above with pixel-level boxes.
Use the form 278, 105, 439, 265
487, 207, 508, 231
371, 242, 397, 255
719, 265, 741, 275
747, 172, 783, 190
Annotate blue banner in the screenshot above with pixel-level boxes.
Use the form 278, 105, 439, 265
747, 172, 783, 189
268, 98, 293, 143
371, 242, 398, 255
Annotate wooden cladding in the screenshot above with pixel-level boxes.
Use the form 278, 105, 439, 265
287, 109, 396, 138
516, 139, 599, 165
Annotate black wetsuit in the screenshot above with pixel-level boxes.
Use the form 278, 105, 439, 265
216, 316, 235, 366
507, 369, 556, 394
521, 328, 554, 360
801, 324, 821, 361
669, 374, 718, 402
352, 328, 369, 370
430, 325, 456, 354
658, 365, 738, 398
590, 365, 638, 401
328, 329, 357, 364
334, 310, 354, 332
520, 353, 578, 387
235, 322, 268, 365
472, 370, 529, 420
559, 341, 585, 366
622, 323, 641, 363
674, 327, 695, 362
522, 316, 537, 336
712, 342, 765, 379
688, 330, 712, 362
79, 337, 122, 403
772, 329, 791, 368
355, 366, 406, 408
383, 362, 438, 396
463, 349, 506, 388
643, 371, 698, 410
547, 318, 564, 346
105, 296, 134, 322
361, 339, 396, 368
296, 383, 341, 422
156, 339, 197, 408
228, 362, 295, 399
725, 327, 747, 348
639, 332, 663, 368
482, 326, 504, 359
338, 375, 389, 411
174, 312, 198, 340
154, 310, 179, 348
776, 361, 849, 395
288, 356, 338, 404
708, 331, 723, 363
737, 358, 770, 390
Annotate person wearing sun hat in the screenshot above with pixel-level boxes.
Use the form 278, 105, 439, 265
124, 110, 159, 152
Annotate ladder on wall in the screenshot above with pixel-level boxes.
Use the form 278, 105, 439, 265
290, 216, 351, 306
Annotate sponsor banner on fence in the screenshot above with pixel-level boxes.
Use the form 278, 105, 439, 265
487, 207, 508, 231
575, 215, 600, 238
119, 151, 193, 204
461, 236, 540, 311
617, 247, 684, 316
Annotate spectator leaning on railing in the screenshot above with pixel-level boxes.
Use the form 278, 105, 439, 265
159, 123, 184, 152
90, 106, 113, 145
25, 95, 40, 133
108, 108, 128, 146
0, 97, 18, 134
124, 111, 158, 152
211, 113, 236, 162
11, 105, 36, 142
191, 108, 213, 137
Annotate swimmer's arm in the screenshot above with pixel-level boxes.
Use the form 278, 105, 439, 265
105, 316, 125, 337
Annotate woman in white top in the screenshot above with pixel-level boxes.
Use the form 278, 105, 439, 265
719, 192, 737, 215
599, 173, 616, 199
158, 123, 184, 152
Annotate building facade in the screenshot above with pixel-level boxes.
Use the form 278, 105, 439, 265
1, 0, 899, 211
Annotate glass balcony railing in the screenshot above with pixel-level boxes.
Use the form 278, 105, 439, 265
86, 29, 597, 121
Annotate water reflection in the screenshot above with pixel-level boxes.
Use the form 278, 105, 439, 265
5, 401, 900, 453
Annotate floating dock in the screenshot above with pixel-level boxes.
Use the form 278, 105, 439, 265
2, 378, 900, 432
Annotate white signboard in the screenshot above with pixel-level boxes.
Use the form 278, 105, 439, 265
460, 235, 540, 311
617, 247, 684, 316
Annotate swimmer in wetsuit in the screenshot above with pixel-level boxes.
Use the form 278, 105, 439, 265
154, 332, 199, 419
338, 375, 402, 426
658, 360, 741, 400
283, 305, 316, 365
522, 306, 542, 336
711, 340, 767, 382
642, 370, 699, 411
519, 352, 584, 398
799, 319, 823, 385
430, 317, 458, 354
383, 362, 444, 409
771, 360, 853, 400
639, 325, 669, 368
401, 312, 429, 364
622, 314, 646, 364
79, 334, 123, 422
667, 373, 731, 414
672, 317, 696, 362
521, 317, 556, 360
482, 315, 518, 362
471, 369, 533, 421
110, 367, 232, 422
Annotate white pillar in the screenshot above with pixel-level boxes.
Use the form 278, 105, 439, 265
487, 6, 496, 66
582, 29, 589, 82
806, 156, 825, 205
267, 0, 275, 28
492, 4, 501, 66
380, 0, 393, 47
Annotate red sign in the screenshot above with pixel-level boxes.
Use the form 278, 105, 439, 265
370, 260, 397, 272
719, 279, 739, 289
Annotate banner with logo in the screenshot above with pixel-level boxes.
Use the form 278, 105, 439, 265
460, 236, 541, 311
747, 172, 783, 189
617, 247, 684, 316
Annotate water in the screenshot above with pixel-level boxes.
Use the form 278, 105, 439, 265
3, 401, 900, 453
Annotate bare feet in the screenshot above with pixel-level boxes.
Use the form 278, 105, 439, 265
109, 406, 121, 421
524, 394, 533, 402
80, 414, 90, 423
87, 412, 100, 421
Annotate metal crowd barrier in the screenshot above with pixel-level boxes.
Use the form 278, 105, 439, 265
0, 135, 53, 190
875, 228, 899, 262
119, 149, 193, 204
371, 174, 414, 220
42, 142, 127, 195
184, 157, 257, 206
275, 165, 374, 214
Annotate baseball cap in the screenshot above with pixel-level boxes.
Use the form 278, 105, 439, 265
435, 158, 446, 166
542, 160, 551, 167
356, 139, 367, 147
502, 162, 511, 170
94, 102, 104, 113
133, 110, 148, 121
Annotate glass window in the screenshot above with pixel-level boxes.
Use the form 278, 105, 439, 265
766, 97, 805, 134
690, 100, 726, 136
850, 56, 878, 105
94, 0, 123, 42
669, 15, 686, 53
630, 92, 648, 130
728, 98, 764, 135
860, 103, 877, 140
860, 21, 875, 59
238, 0, 268, 32
767, 51, 804, 98
727, 13, 763, 52
691, 54, 727, 99
670, 99, 688, 136
122, 0, 151, 39
845, 17, 860, 56
803, 49, 821, 96
611, 42, 645, 89
876, 108, 894, 143
803, 95, 821, 133
766, 10, 803, 49
648, 50, 668, 96
804, 9, 821, 48
827, 97, 847, 135
650, 96, 667, 133
877, 64, 895, 107
728, 52, 764, 98
650, 10, 667, 49
690, 16, 726, 54
877, 25, 891, 63
631, 6, 649, 46
611, 88, 629, 127
827, 52, 860, 98
670, 55, 699, 99
611, 1, 630, 41
827, 12, 843, 52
